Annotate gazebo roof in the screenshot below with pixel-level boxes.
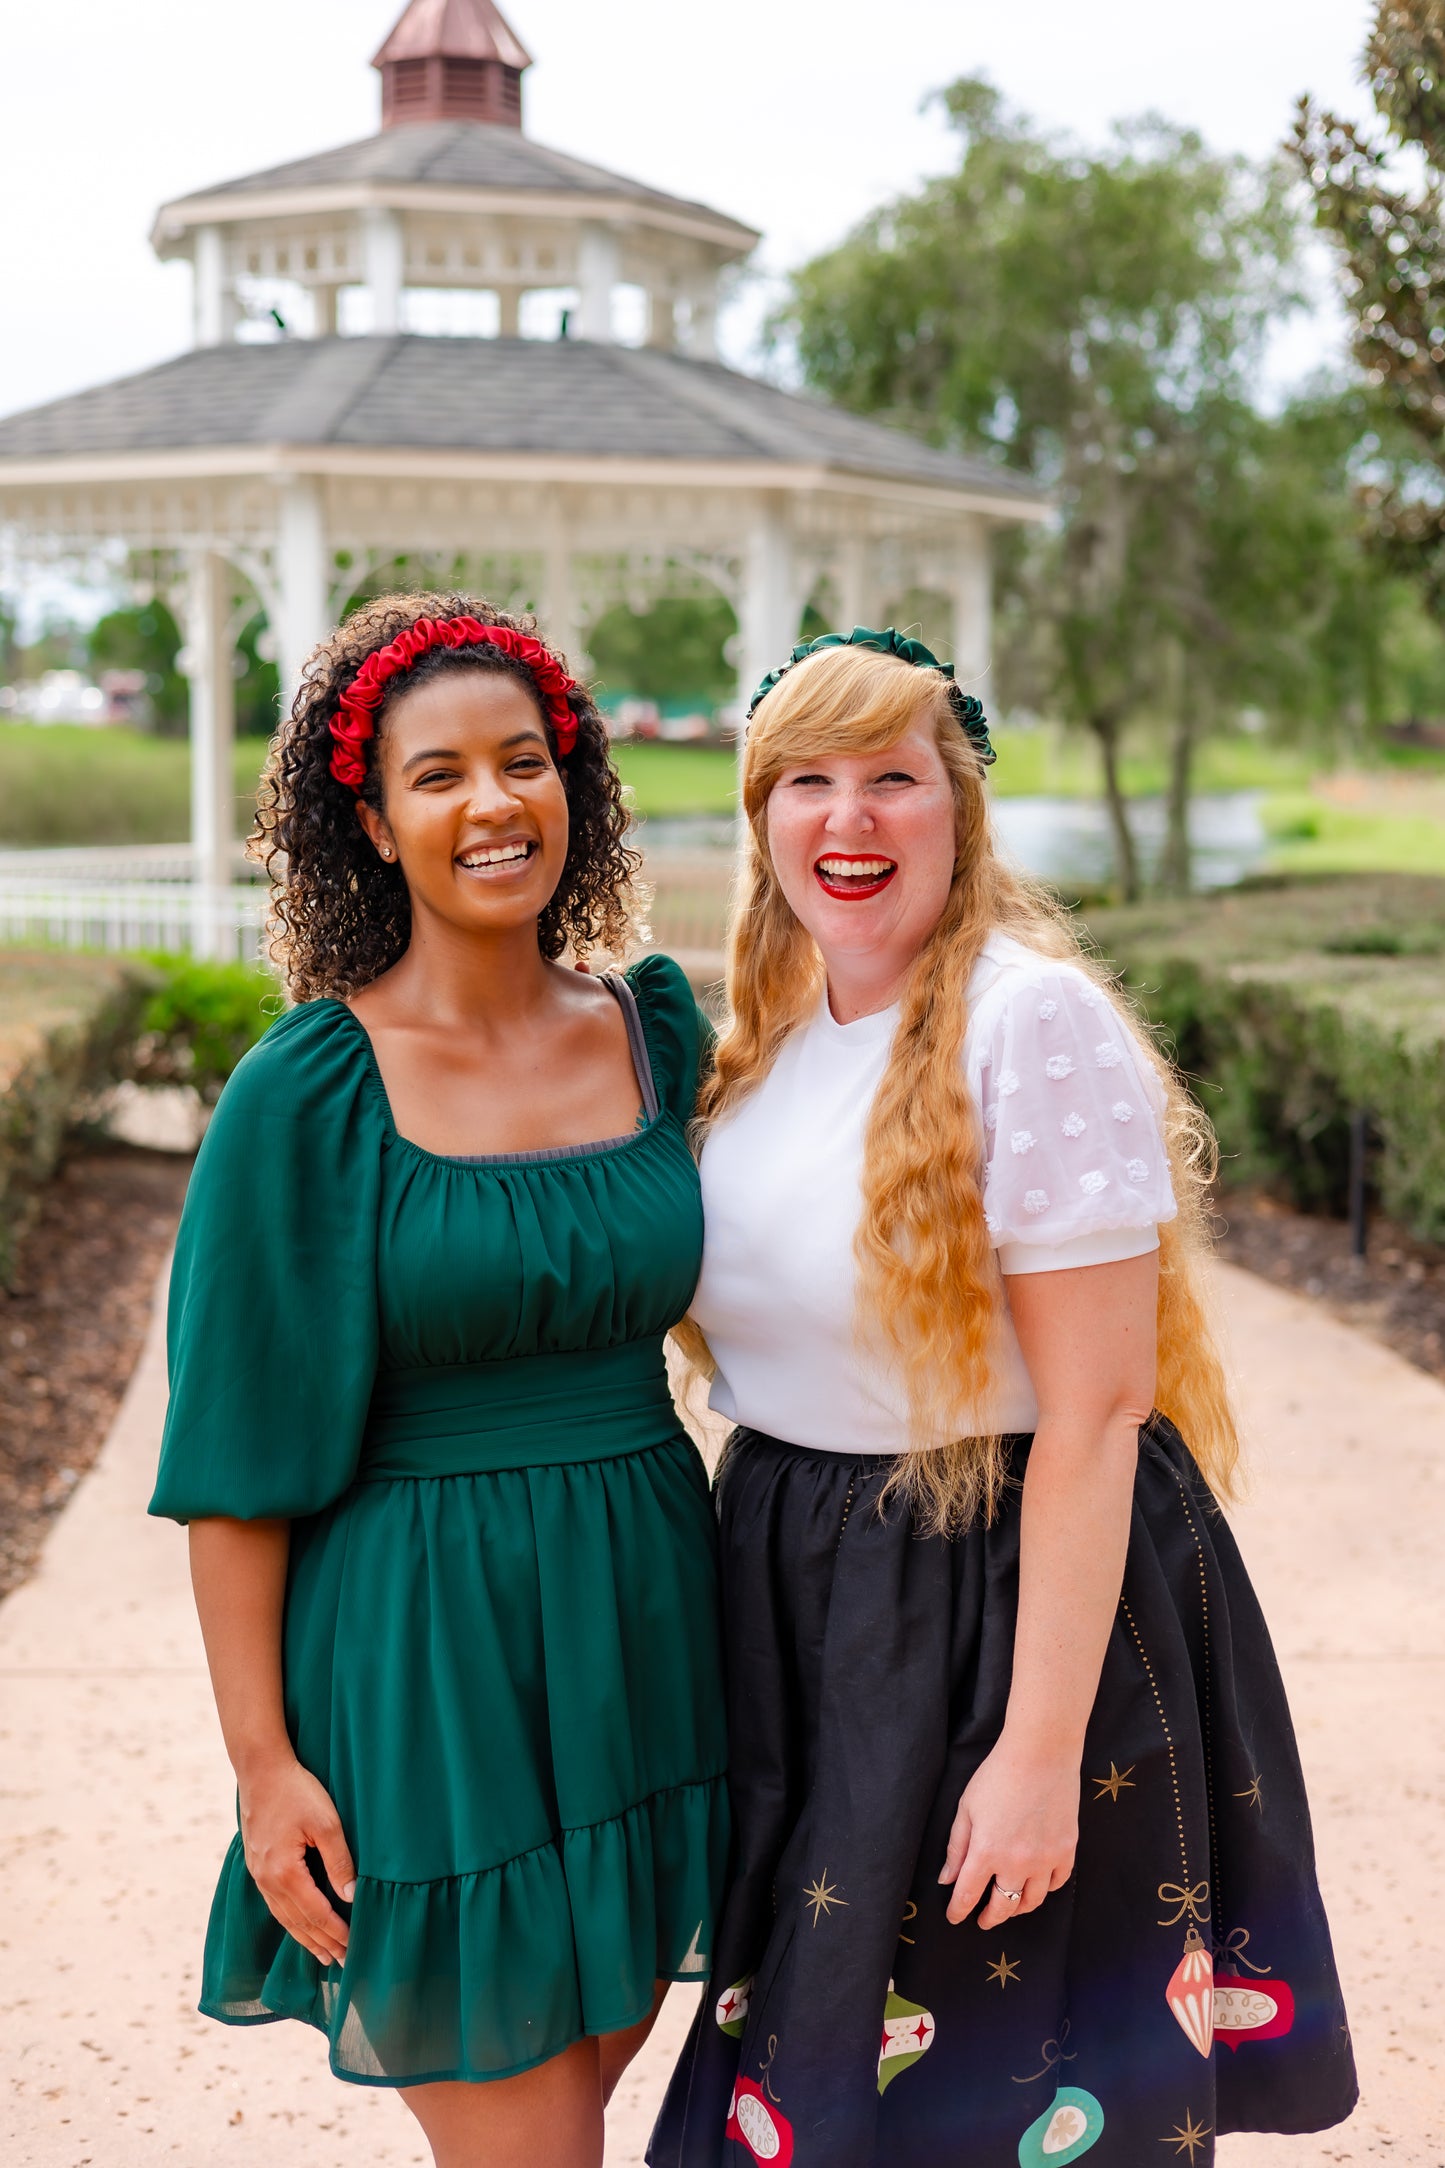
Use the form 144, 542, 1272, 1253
0, 336, 1043, 504
152, 121, 757, 245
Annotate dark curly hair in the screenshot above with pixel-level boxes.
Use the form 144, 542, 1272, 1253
251, 592, 644, 1002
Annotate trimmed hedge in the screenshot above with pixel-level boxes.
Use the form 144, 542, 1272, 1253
0, 953, 155, 1284
1083, 874, 1445, 1243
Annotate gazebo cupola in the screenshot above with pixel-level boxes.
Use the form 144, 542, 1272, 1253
149, 0, 757, 351
0, 0, 1050, 956
374, 0, 531, 130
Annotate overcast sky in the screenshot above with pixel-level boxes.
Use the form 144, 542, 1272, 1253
0, 0, 1379, 425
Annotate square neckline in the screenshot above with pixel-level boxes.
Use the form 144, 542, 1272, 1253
323, 976, 666, 1169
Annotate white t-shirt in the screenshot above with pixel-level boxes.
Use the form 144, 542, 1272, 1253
693, 932, 1177, 1451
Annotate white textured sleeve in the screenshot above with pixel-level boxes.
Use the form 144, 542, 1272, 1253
973, 964, 1177, 1274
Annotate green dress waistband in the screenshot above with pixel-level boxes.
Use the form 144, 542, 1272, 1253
358, 1334, 682, 1480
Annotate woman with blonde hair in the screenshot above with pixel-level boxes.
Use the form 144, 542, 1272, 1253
651, 630, 1355, 2167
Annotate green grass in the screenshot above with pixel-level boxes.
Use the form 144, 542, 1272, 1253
987, 729, 1323, 799
0, 720, 1437, 858
1261, 792, 1445, 876
612, 742, 738, 817
0, 725, 269, 847
612, 731, 1324, 814
0, 727, 739, 842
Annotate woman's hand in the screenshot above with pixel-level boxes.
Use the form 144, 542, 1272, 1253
938, 1734, 1080, 1929
239, 1751, 357, 1969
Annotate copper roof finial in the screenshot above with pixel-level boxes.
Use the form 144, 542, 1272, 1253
371, 0, 534, 129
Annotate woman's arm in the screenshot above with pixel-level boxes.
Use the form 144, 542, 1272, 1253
939, 1250, 1158, 1928
189, 1519, 356, 1967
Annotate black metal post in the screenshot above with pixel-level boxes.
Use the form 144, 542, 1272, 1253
1348, 1108, 1370, 1261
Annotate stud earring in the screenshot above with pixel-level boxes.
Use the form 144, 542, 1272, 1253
380, 846, 393, 860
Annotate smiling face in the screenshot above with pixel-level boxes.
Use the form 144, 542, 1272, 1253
763, 716, 960, 989
354, 666, 569, 940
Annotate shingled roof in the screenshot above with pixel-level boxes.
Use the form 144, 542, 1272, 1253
0, 336, 1042, 500
155, 120, 753, 234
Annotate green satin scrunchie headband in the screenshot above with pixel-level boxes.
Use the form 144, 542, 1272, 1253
746, 625, 996, 767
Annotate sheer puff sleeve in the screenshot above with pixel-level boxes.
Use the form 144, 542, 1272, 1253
968, 958, 1177, 1276
148, 1000, 382, 1524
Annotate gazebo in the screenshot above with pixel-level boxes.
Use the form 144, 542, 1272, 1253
0, 0, 1047, 937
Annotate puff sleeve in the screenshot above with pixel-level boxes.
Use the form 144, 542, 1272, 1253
148, 1000, 383, 1523
969, 962, 1177, 1275
627, 951, 707, 1121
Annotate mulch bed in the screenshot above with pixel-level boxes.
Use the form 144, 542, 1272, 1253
1214, 1183, 1445, 1384
0, 1140, 192, 1601
0, 1148, 1440, 1609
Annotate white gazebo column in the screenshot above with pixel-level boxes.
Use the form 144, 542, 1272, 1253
497, 287, 522, 337
834, 535, 875, 634
193, 225, 237, 347
539, 495, 586, 671
276, 476, 330, 711
681, 283, 718, 361
645, 292, 677, 350
183, 549, 236, 955
364, 207, 405, 332
575, 224, 619, 342
737, 496, 802, 720
948, 517, 993, 684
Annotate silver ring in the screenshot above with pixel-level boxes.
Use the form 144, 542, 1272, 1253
994, 1882, 1023, 1905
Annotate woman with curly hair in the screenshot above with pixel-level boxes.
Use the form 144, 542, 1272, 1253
150, 594, 729, 2167
650, 632, 1355, 2167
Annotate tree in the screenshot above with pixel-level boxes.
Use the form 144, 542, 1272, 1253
586, 595, 736, 707
781, 81, 1301, 896
88, 599, 188, 732
1294, 3, 1445, 612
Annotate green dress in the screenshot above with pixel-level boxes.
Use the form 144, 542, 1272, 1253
149, 953, 730, 2088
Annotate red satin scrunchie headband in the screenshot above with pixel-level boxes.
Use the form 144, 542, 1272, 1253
328, 615, 581, 790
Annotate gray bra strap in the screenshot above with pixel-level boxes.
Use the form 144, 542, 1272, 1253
600, 971, 661, 1124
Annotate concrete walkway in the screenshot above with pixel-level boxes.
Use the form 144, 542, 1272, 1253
2, 1263, 1440, 2165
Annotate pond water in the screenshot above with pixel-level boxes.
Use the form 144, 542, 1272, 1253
640, 791, 1268, 892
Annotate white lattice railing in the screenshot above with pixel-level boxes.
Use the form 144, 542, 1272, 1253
0, 879, 267, 961
0, 843, 728, 970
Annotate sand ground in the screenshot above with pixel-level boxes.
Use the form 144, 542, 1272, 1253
2, 1260, 1440, 2166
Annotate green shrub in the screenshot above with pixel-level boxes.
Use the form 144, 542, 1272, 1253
132, 953, 280, 1102
0, 953, 155, 1284
1083, 874, 1445, 1242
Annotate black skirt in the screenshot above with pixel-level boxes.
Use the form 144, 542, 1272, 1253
650, 1419, 1357, 2168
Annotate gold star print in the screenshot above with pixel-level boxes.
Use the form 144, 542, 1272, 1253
803, 1871, 848, 1927
1093, 1761, 1136, 1803
986, 1952, 1021, 1988
1234, 1773, 1264, 1811
1162, 2110, 1212, 2160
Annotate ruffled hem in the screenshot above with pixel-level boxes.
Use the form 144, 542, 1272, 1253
198, 1773, 729, 2087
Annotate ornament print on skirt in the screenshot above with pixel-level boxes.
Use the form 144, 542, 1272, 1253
1017, 2085, 1107, 2164
715, 1976, 753, 2039
725, 2076, 794, 2165
1214, 1973, 1296, 2050
1166, 1925, 1215, 2057
877, 1978, 936, 2094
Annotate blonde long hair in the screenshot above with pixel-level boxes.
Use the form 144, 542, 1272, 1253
683, 645, 1239, 1532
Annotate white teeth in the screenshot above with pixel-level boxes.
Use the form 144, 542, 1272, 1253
817, 858, 895, 877
458, 842, 531, 867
